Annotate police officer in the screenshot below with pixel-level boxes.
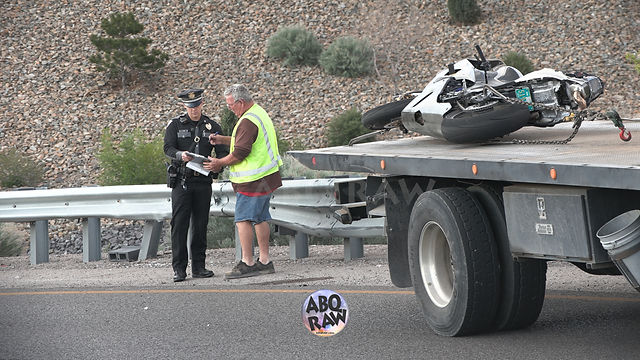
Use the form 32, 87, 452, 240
163, 88, 228, 282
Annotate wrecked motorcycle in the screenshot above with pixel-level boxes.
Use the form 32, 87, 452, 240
361, 45, 631, 144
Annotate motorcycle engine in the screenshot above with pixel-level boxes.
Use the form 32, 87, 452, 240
529, 80, 570, 126
528, 74, 604, 127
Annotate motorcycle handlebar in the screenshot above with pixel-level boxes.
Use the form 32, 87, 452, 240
474, 44, 491, 71
475, 45, 486, 62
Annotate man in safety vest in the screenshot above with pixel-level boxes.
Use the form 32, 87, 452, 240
204, 84, 283, 279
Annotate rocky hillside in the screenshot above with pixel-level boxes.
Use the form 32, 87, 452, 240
2, 0, 639, 189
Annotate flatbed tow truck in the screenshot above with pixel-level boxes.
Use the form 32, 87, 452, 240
290, 121, 640, 336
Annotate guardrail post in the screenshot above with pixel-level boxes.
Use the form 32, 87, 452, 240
29, 220, 49, 265
290, 232, 309, 260
82, 217, 101, 262
344, 237, 363, 261
139, 220, 163, 260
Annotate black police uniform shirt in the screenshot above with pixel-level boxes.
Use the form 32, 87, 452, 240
163, 113, 228, 181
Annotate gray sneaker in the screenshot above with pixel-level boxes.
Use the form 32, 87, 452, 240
255, 260, 275, 275
224, 261, 259, 280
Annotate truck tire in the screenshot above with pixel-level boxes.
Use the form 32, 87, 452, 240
468, 184, 547, 331
362, 98, 413, 130
408, 188, 500, 336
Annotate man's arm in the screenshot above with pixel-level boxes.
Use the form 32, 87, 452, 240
204, 119, 257, 172
209, 134, 231, 146
209, 123, 230, 159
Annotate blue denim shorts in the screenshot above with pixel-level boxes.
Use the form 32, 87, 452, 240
234, 193, 272, 224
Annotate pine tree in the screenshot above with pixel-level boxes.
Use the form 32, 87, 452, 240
89, 12, 168, 89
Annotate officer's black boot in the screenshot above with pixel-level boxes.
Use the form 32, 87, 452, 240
192, 264, 214, 278
173, 269, 187, 282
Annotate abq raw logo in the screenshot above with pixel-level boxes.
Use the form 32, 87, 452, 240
302, 289, 349, 336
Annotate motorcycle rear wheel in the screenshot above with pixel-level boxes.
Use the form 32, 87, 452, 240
362, 98, 413, 130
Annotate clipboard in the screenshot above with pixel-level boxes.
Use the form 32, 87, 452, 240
185, 152, 210, 163
184, 152, 211, 176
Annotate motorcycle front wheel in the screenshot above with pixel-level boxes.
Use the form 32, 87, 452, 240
441, 102, 530, 143
362, 98, 413, 130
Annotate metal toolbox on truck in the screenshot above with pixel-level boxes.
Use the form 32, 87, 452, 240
504, 185, 640, 264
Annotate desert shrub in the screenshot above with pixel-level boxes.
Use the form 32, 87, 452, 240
0, 149, 44, 189
219, 108, 237, 137
277, 135, 305, 155
279, 153, 341, 179
448, 0, 482, 25
207, 216, 236, 249
266, 26, 322, 66
89, 12, 168, 88
626, 51, 640, 75
98, 128, 166, 185
325, 108, 371, 146
503, 51, 534, 75
0, 223, 23, 257
319, 37, 374, 78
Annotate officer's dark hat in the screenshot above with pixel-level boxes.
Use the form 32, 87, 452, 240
177, 88, 204, 108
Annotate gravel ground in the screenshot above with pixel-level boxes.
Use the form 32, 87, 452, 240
0, 245, 637, 295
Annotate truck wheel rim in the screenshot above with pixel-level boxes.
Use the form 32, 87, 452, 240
419, 221, 454, 308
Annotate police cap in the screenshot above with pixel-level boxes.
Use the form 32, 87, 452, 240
177, 88, 204, 108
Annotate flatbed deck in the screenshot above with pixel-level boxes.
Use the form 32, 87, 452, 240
290, 121, 640, 191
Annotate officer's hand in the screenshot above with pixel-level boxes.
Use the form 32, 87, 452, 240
181, 152, 193, 162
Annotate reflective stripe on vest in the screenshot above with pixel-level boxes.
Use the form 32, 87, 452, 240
229, 107, 282, 182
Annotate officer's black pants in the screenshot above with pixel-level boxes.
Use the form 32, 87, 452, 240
170, 182, 212, 272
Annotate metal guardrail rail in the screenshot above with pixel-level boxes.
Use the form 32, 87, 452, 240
0, 185, 172, 222
0, 178, 384, 264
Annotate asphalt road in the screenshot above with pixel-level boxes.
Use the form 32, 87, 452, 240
1, 285, 639, 360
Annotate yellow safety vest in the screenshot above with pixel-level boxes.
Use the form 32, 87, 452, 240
229, 104, 282, 183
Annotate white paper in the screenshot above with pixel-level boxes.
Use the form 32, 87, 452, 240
186, 161, 210, 176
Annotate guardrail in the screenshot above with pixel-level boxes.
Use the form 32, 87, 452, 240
0, 178, 384, 264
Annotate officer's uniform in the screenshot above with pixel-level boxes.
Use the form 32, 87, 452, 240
163, 89, 229, 281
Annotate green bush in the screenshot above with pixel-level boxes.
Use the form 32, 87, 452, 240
219, 108, 237, 137
503, 51, 534, 75
277, 132, 306, 155
207, 216, 236, 249
626, 51, 640, 75
448, 0, 482, 25
89, 12, 168, 88
0, 223, 23, 257
325, 108, 371, 146
279, 153, 341, 179
319, 37, 374, 78
0, 149, 44, 189
98, 128, 166, 185
266, 26, 322, 66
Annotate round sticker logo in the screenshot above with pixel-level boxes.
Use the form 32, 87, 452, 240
302, 289, 349, 337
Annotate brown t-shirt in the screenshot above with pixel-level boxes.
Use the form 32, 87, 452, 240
230, 118, 282, 195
